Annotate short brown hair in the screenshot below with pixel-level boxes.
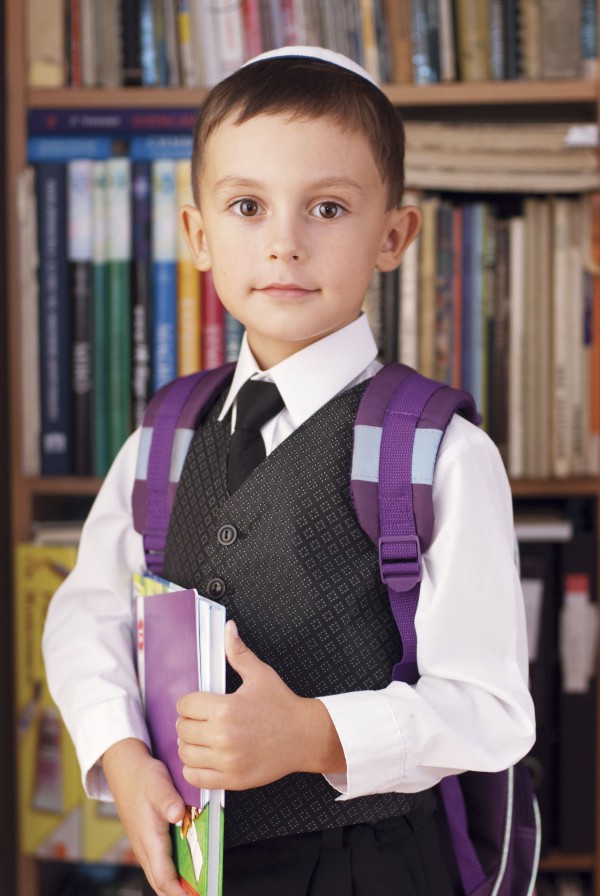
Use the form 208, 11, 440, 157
190, 56, 405, 210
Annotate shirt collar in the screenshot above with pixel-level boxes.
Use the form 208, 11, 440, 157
218, 314, 379, 427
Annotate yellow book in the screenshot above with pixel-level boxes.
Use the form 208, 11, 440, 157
176, 160, 202, 376
14, 543, 82, 858
26, 0, 66, 86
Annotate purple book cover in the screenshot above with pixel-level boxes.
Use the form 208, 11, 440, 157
139, 588, 201, 807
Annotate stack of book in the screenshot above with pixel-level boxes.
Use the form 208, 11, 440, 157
404, 120, 600, 194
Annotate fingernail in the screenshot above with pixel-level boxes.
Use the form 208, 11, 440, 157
166, 804, 182, 823
229, 620, 239, 638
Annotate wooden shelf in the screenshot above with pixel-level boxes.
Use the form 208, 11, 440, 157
540, 852, 596, 873
27, 77, 598, 110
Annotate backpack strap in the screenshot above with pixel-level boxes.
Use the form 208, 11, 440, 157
132, 363, 235, 573
351, 361, 479, 683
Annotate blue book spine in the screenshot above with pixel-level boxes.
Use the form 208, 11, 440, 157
225, 312, 244, 363
151, 160, 178, 392
130, 134, 194, 160
27, 136, 114, 162
35, 163, 72, 475
141, 0, 159, 85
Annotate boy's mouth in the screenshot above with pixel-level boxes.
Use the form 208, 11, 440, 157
257, 284, 317, 299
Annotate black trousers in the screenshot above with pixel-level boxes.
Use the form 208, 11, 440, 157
143, 813, 453, 896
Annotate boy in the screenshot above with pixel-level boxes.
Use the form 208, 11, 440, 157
43, 47, 535, 896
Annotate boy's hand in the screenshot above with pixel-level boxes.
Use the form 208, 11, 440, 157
176, 620, 346, 791
101, 738, 187, 896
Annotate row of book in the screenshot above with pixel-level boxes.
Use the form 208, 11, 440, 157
515, 503, 598, 859
19, 128, 600, 483
26, 0, 596, 91
366, 190, 600, 481
19, 134, 243, 479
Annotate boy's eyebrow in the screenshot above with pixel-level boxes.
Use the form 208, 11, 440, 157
213, 175, 366, 195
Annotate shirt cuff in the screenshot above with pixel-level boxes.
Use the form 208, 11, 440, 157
73, 696, 151, 800
317, 690, 407, 800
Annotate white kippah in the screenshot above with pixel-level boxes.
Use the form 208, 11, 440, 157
242, 45, 382, 90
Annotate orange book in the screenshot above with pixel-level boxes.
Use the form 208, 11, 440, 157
176, 160, 202, 375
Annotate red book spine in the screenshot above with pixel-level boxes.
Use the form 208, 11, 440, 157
201, 271, 226, 369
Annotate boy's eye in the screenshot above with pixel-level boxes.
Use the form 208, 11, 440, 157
231, 198, 261, 216
312, 201, 345, 219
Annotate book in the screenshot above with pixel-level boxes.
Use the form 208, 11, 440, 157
131, 160, 153, 430
17, 167, 42, 477
98, 0, 123, 86
201, 271, 226, 370
518, 0, 541, 80
105, 157, 132, 463
410, 0, 438, 84
176, 159, 202, 376
241, 0, 264, 59
134, 572, 226, 896
121, 0, 143, 86
189, 0, 222, 86
67, 159, 95, 476
177, 0, 196, 86
151, 158, 178, 392
26, 0, 66, 86
539, 0, 582, 79
213, 0, 246, 77
163, 0, 182, 86
91, 161, 111, 476
36, 163, 72, 475
551, 197, 574, 478
14, 543, 82, 858
418, 194, 438, 378
383, 0, 412, 83
69, 0, 83, 86
80, 0, 99, 86
508, 213, 525, 479
454, 0, 490, 81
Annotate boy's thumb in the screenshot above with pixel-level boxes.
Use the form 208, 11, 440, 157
225, 620, 262, 680
155, 780, 185, 824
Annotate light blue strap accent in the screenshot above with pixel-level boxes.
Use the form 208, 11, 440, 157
412, 429, 443, 485
169, 428, 195, 482
351, 425, 382, 482
135, 428, 153, 480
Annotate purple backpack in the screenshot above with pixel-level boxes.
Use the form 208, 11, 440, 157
132, 361, 541, 896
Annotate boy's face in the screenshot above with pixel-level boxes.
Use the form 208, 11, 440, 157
181, 112, 420, 369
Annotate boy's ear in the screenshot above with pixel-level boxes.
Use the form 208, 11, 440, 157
179, 204, 212, 271
376, 205, 421, 272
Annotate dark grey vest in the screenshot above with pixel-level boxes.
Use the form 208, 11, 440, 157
163, 381, 433, 848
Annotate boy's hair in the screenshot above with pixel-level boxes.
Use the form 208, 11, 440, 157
191, 56, 405, 210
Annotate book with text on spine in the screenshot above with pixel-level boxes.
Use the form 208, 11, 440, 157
133, 572, 226, 896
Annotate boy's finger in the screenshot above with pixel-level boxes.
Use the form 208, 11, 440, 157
223, 619, 266, 680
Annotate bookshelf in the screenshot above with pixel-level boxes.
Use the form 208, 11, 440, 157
4, 0, 600, 894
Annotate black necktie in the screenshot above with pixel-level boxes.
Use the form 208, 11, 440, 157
227, 379, 285, 494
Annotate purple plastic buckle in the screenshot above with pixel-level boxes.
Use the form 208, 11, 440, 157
378, 535, 422, 592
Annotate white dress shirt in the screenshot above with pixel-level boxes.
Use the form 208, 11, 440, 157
42, 314, 535, 802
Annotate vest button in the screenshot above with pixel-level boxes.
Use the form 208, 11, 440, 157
206, 577, 226, 599
217, 524, 237, 546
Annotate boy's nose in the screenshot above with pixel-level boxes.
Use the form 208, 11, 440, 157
265, 216, 306, 262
